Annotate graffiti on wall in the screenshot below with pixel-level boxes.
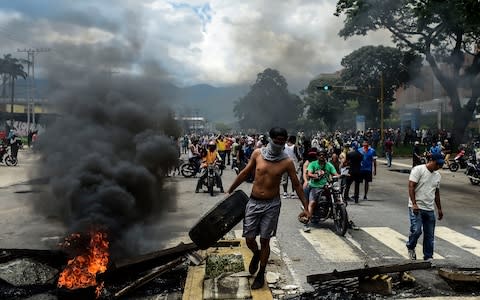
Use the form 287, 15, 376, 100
6, 120, 46, 136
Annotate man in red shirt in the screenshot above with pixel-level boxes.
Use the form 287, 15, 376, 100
384, 138, 394, 167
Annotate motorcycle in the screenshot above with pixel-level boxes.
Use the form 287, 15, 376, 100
464, 161, 480, 185
0, 144, 17, 166
199, 163, 223, 196
449, 150, 468, 172
309, 175, 349, 236
181, 157, 224, 178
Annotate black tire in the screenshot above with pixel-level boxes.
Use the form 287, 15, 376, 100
449, 162, 459, 172
208, 177, 214, 196
189, 190, 249, 249
5, 155, 17, 166
333, 204, 348, 236
180, 163, 195, 178
469, 171, 480, 185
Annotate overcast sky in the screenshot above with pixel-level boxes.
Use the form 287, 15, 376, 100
0, 0, 392, 91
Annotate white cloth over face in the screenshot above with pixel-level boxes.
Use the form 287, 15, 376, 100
261, 141, 288, 162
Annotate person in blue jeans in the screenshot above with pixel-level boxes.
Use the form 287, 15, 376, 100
406, 152, 444, 261
358, 140, 377, 200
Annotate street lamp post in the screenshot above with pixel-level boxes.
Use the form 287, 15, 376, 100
380, 72, 385, 143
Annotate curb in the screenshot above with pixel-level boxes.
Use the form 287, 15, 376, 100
182, 238, 273, 300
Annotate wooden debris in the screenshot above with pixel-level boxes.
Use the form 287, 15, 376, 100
114, 256, 184, 298
107, 242, 198, 277
438, 268, 480, 283
359, 274, 392, 295
307, 261, 431, 283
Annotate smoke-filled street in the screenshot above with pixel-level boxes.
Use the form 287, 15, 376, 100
1, 149, 479, 298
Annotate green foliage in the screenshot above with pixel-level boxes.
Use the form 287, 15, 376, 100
335, 0, 480, 142
303, 77, 349, 131
215, 122, 231, 133
234, 68, 303, 131
205, 254, 245, 279
340, 45, 422, 126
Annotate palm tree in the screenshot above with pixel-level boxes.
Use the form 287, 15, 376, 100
0, 54, 28, 127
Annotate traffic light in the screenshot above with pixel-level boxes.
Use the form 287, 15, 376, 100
316, 85, 333, 91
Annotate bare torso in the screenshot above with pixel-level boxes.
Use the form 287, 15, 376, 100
251, 150, 293, 199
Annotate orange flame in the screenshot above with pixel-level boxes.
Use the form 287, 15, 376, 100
57, 231, 109, 297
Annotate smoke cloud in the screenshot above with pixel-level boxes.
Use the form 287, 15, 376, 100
22, 5, 182, 258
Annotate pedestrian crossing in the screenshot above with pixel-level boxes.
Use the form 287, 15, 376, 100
361, 227, 444, 259
294, 225, 479, 262
435, 226, 480, 257
164, 225, 480, 264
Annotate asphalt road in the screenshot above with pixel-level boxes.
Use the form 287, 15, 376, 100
1, 150, 479, 298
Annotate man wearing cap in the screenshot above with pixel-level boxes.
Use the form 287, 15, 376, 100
406, 152, 444, 261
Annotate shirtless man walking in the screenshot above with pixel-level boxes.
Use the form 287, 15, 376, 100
226, 127, 310, 290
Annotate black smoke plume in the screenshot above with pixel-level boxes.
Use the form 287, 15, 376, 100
32, 67, 180, 257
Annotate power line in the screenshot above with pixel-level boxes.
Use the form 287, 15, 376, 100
17, 48, 51, 130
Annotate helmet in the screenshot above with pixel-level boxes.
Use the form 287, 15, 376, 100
317, 148, 328, 156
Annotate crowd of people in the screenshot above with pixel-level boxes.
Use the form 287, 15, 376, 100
174, 126, 476, 290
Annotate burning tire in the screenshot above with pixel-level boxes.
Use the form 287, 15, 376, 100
189, 190, 249, 249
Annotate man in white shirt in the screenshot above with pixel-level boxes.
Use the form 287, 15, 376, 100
406, 152, 444, 261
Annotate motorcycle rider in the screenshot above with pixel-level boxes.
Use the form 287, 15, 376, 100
304, 148, 339, 232
188, 137, 201, 175
195, 141, 224, 193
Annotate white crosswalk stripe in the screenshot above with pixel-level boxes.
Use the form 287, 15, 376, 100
436, 226, 480, 257
300, 229, 363, 262
473, 226, 480, 231
361, 227, 445, 259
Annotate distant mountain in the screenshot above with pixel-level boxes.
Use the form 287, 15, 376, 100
4, 78, 249, 124
172, 84, 249, 124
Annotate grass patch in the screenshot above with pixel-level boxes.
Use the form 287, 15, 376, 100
205, 254, 245, 279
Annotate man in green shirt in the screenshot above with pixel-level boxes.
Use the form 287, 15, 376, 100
304, 148, 339, 232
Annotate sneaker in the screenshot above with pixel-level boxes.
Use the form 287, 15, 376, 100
363, 195, 368, 201
354, 197, 359, 204
348, 220, 360, 230
424, 257, 433, 264
408, 249, 417, 260
290, 192, 297, 199
303, 224, 311, 233
282, 192, 289, 199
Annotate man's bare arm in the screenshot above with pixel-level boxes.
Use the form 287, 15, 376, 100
287, 161, 311, 218
434, 188, 443, 220
408, 180, 419, 212
226, 149, 258, 194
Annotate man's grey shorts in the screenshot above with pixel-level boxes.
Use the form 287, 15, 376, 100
243, 196, 281, 239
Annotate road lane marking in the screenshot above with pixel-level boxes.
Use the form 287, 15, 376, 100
300, 229, 362, 262
473, 226, 480, 231
436, 226, 480, 257
362, 227, 444, 259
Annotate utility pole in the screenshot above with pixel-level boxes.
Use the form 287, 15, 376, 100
380, 72, 385, 143
17, 48, 50, 132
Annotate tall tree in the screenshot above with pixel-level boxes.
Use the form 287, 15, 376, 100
303, 77, 347, 131
0, 54, 28, 126
234, 68, 303, 131
340, 46, 422, 127
335, 0, 480, 142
